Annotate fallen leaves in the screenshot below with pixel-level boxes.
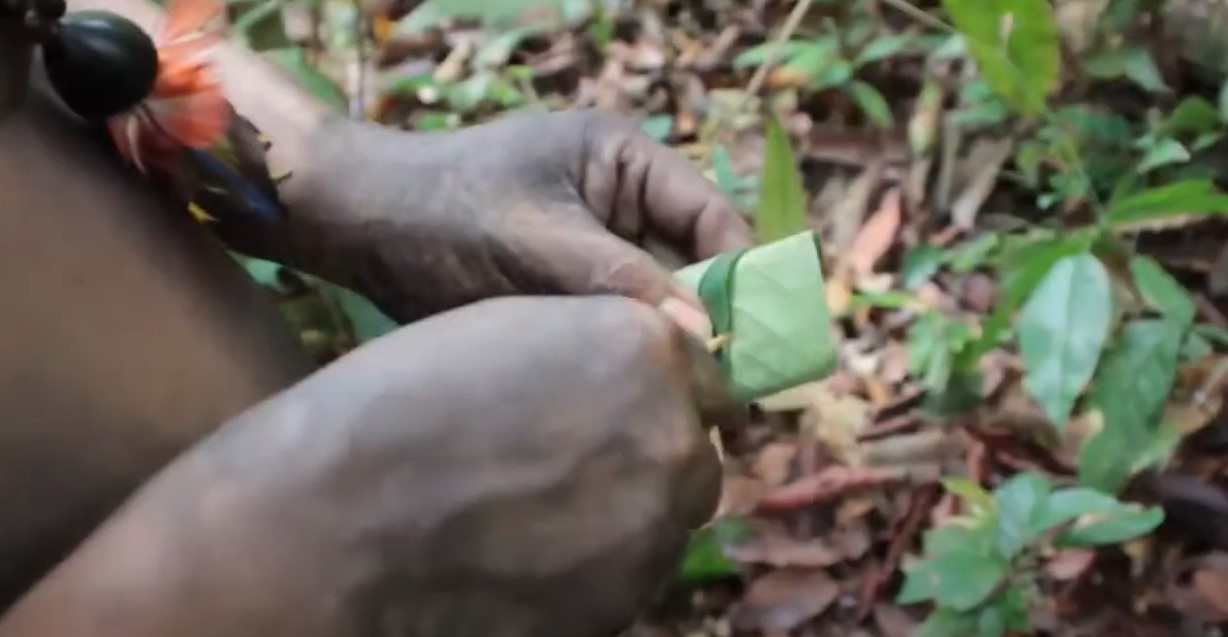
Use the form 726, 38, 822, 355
730, 569, 841, 633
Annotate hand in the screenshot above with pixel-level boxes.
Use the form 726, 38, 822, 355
0, 296, 739, 637
258, 109, 754, 324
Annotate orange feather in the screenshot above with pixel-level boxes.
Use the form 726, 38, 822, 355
107, 0, 230, 171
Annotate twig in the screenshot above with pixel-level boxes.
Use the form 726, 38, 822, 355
350, 1, 367, 119
877, 0, 952, 32
744, 0, 814, 99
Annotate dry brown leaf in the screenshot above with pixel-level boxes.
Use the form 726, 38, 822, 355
753, 442, 798, 487
950, 137, 1014, 229
828, 160, 887, 261
755, 465, 905, 513
872, 603, 917, 637
1191, 553, 1228, 621
859, 428, 964, 467
727, 534, 846, 568
716, 474, 767, 518
799, 385, 872, 465
1045, 547, 1096, 581
847, 188, 903, 277
730, 569, 840, 633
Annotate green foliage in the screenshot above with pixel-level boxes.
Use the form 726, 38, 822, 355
396, 0, 585, 33
733, 12, 915, 127
676, 232, 836, 403
941, 0, 1059, 116
1079, 318, 1184, 492
900, 473, 1164, 634
235, 255, 398, 360
1018, 254, 1112, 427
676, 516, 752, 582
756, 114, 808, 244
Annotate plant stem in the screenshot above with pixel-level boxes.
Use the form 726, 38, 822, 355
744, 0, 814, 99
878, 0, 953, 33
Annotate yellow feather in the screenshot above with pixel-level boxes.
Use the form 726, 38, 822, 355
188, 202, 217, 223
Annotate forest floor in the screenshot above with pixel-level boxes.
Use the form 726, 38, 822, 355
229, 0, 1228, 635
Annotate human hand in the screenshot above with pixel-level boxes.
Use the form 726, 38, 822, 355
262, 109, 754, 326
0, 296, 740, 637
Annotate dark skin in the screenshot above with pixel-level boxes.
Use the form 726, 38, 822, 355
0, 9, 754, 637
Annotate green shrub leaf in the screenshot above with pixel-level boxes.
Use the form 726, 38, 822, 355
1019, 254, 1113, 427
1078, 319, 1184, 492
756, 114, 809, 244
941, 0, 1059, 116
1129, 256, 1195, 326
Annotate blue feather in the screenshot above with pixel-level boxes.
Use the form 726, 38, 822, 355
186, 147, 286, 223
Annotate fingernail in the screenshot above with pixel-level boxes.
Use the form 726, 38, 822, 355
659, 296, 712, 340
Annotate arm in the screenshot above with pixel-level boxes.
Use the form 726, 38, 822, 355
0, 296, 729, 637
64, 0, 754, 325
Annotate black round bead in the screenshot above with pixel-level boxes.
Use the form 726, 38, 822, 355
42, 10, 158, 120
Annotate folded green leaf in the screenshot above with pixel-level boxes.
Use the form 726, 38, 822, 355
675, 231, 836, 402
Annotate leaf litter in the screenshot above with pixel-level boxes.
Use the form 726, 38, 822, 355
240, 0, 1228, 634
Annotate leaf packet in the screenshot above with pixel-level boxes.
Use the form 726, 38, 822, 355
674, 230, 837, 402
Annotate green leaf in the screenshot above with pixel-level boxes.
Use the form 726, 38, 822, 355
1219, 77, 1228, 123
1129, 256, 1195, 326
697, 249, 751, 341
675, 516, 752, 582
924, 518, 998, 555
756, 114, 808, 244
977, 606, 1007, 637
1160, 97, 1221, 136
1018, 254, 1113, 427
992, 472, 1052, 558
674, 232, 835, 402
916, 609, 979, 637
640, 114, 674, 142
1105, 179, 1228, 227
941, 0, 1060, 116
943, 477, 995, 514
232, 0, 289, 50
319, 284, 399, 343
263, 48, 346, 111
1055, 504, 1164, 546
1029, 487, 1120, 535
1195, 323, 1228, 349
811, 58, 854, 88
906, 548, 1008, 611
733, 40, 816, 69
1137, 138, 1190, 174
855, 33, 913, 66
902, 244, 945, 289
1078, 319, 1184, 492
1086, 45, 1168, 93
849, 81, 893, 128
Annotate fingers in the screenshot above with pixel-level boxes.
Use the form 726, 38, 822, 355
578, 112, 755, 261
514, 214, 715, 331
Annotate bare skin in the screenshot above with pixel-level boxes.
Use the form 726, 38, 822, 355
0, 22, 314, 606
0, 6, 751, 636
